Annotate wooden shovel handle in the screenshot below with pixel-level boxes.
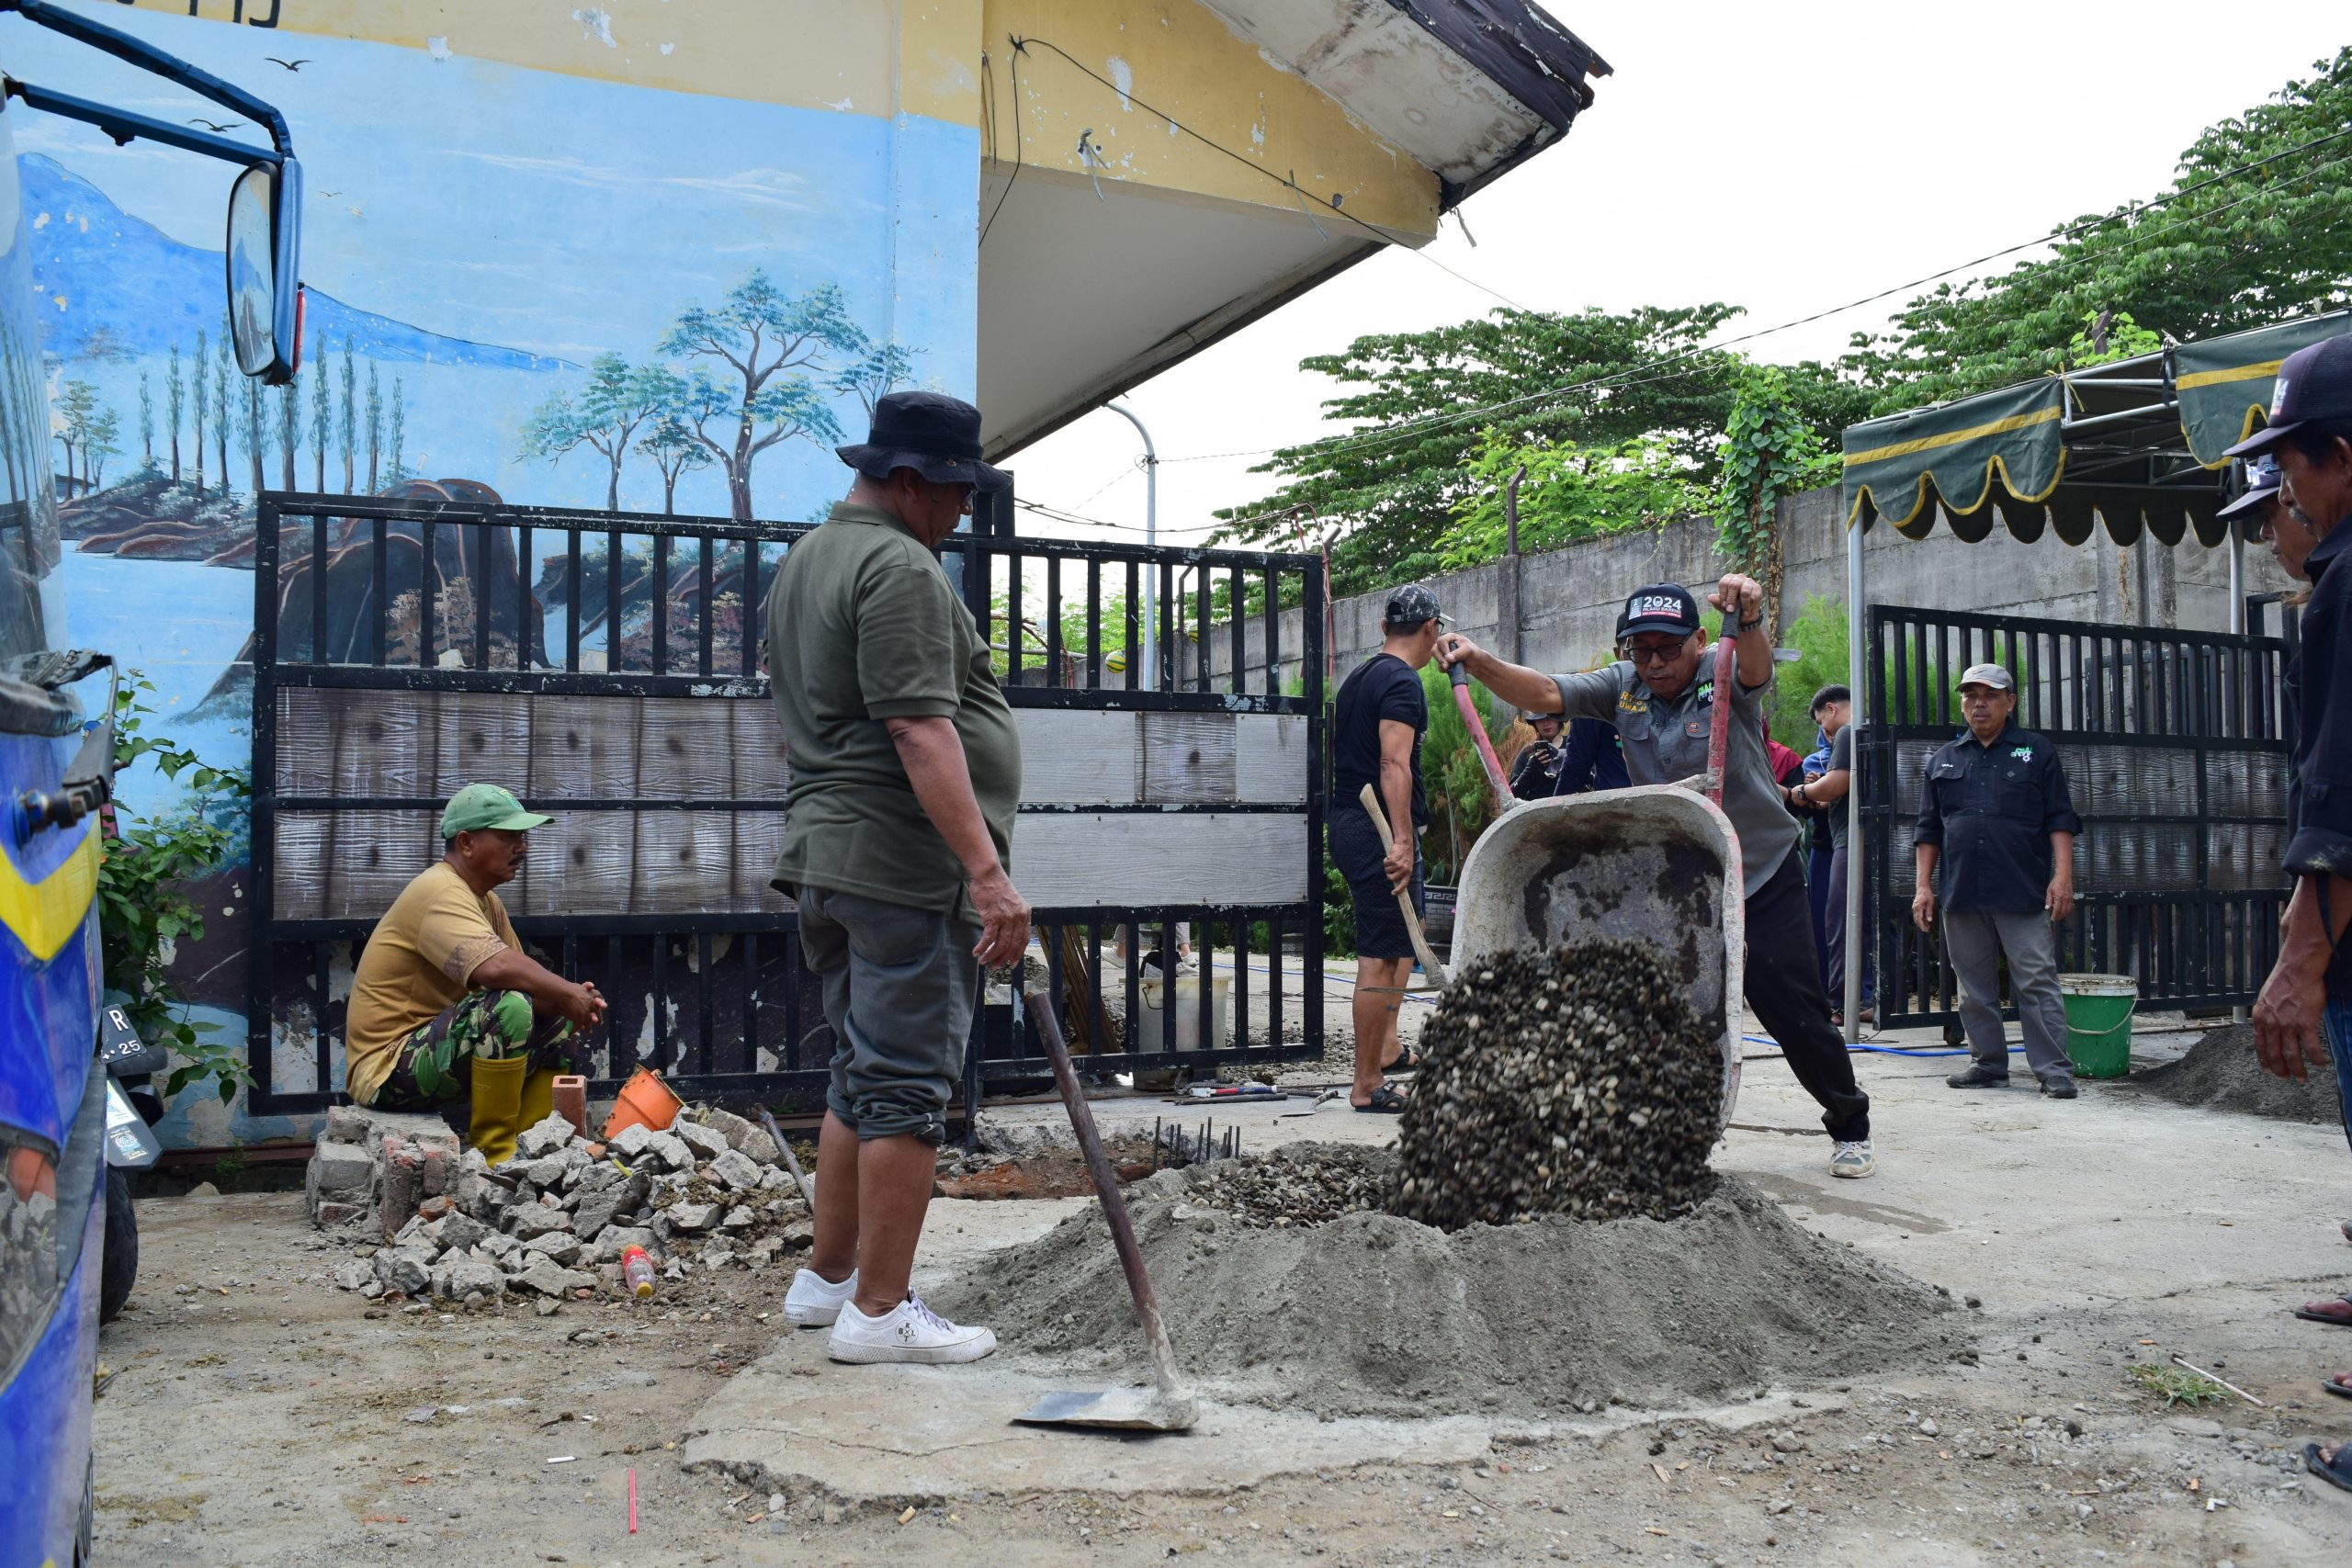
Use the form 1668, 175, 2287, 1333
1357, 784, 1451, 986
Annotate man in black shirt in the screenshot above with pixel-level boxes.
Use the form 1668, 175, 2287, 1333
1509, 711, 1566, 800
1785, 685, 1871, 1026
1910, 663, 2083, 1096
1330, 585, 1444, 1112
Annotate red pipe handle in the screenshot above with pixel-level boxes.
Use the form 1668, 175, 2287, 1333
1704, 613, 1738, 807
1451, 663, 1511, 808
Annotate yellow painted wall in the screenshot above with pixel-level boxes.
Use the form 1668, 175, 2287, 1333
981, 0, 1438, 236
116, 0, 982, 122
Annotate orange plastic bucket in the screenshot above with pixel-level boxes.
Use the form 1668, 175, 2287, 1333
602, 1066, 683, 1141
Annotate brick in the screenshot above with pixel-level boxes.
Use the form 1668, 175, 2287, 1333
417, 1195, 455, 1222
420, 1144, 454, 1199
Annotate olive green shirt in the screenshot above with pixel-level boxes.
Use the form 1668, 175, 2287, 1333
764, 501, 1021, 917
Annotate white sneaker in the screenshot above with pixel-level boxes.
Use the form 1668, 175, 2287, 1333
784, 1267, 857, 1326
826, 1294, 999, 1365
1829, 1139, 1876, 1179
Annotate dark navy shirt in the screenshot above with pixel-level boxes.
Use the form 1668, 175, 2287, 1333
1913, 718, 2083, 913
2286, 522, 2352, 998
1553, 716, 1630, 795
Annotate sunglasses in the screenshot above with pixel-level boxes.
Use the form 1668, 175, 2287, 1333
1620, 637, 1692, 667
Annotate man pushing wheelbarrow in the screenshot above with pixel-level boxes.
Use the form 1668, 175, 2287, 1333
1437, 574, 1878, 1180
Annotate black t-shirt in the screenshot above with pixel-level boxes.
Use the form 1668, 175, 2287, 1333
1332, 653, 1427, 828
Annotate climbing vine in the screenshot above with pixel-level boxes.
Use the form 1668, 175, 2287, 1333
1713, 365, 1841, 632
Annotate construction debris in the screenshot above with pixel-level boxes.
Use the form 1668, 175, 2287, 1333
1393, 939, 1722, 1230
312, 1102, 811, 1306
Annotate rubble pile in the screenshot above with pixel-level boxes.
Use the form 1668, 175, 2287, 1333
312, 1103, 812, 1308
1393, 939, 1722, 1230
1182, 1145, 1388, 1226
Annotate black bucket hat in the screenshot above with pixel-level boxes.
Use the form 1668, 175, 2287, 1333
836, 390, 1012, 491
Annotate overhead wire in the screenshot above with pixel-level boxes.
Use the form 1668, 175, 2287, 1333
1148, 125, 2352, 472
978, 39, 1026, 249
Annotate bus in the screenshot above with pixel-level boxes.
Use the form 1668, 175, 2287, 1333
0, 3, 301, 1560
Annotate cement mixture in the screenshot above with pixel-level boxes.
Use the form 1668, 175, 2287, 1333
2131, 1022, 2343, 1124
936, 1145, 1969, 1421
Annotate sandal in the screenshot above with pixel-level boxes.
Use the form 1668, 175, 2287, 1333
2303, 1441, 2352, 1494
2324, 1373, 2352, 1401
1353, 1085, 1408, 1114
2295, 1296, 2352, 1327
1383, 1045, 1424, 1076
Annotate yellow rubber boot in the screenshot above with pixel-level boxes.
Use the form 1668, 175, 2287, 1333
518, 1067, 558, 1138
469, 1055, 529, 1166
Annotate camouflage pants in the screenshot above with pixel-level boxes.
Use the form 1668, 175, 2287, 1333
368, 989, 575, 1111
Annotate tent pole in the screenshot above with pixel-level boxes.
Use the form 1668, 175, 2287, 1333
1844, 516, 1865, 1046
2228, 528, 2246, 635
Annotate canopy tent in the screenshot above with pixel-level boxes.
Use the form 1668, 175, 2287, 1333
1840, 310, 2352, 548
1828, 309, 2352, 1049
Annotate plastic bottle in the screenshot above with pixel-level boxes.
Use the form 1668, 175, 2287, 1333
621, 1245, 655, 1300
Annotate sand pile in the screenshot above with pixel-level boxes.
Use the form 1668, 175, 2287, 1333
937, 1145, 1966, 1420
2132, 1023, 2342, 1125
1396, 940, 1720, 1228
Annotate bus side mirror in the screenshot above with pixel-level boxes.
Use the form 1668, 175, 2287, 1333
226, 157, 303, 385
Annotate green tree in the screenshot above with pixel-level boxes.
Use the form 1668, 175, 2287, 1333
137, 369, 154, 467
1214, 305, 1867, 596
309, 331, 330, 490
1436, 429, 1703, 573
831, 340, 914, 422
190, 330, 209, 494
661, 271, 864, 520
388, 372, 408, 484
53, 377, 96, 493
165, 344, 185, 485
339, 343, 356, 492
1712, 364, 1840, 629
212, 331, 232, 496
85, 407, 121, 490
632, 378, 716, 515
521, 353, 662, 511
1848, 48, 2352, 410
365, 361, 382, 491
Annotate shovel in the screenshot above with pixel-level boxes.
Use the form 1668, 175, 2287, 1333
1012, 989, 1200, 1432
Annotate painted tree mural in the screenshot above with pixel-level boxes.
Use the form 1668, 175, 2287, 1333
660, 272, 863, 521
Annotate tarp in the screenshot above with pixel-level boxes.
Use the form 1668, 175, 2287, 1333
2173, 309, 2352, 467
1840, 378, 2064, 533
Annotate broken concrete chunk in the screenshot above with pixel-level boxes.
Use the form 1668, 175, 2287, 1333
663, 1201, 718, 1234
524, 1234, 585, 1268
613, 1122, 656, 1160
720, 1204, 756, 1232
393, 1213, 429, 1247
573, 1172, 650, 1243
433, 1257, 508, 1302
756, 1166, 790, 1192
330, 1258, 376, 1292
591, 1225, 657, 1265
512, 1258, 596, 1297
477, 1229, 519, 1260
643, 1131, 693, 1173
515, 1113, 577, 1162
436, 1212, 491, 1253
508, 1204, 576, 1240
307, 1140, 374, 1201
519, 1154, 570, 1190
708, 1147, 762, 1192
673, 1119, 730, 1161
372, 1245, 434, 1297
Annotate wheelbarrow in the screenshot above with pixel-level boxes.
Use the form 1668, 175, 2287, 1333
1442, 626, 1747, 1130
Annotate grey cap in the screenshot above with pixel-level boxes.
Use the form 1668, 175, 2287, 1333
1383, 584, 1451, 627
1957, 663, 2015, 693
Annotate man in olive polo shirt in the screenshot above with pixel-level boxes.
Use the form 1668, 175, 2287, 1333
764, 390, 1029, 1365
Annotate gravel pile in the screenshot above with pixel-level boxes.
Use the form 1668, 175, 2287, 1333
2131, 1022, 2342, 1124
1183, 1145, 1388, 1226
325, 1106, 809, 1308
1394, 940, 1721, 1230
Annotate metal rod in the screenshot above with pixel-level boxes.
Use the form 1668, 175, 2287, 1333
1105, 401, 1158, 690
1844, 514, 1866, 1043
755, 1106, 819, 1213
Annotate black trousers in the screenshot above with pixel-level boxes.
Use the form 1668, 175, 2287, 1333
1745, 848, 1871, 1143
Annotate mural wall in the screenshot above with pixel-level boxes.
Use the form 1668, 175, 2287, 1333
10, 1, 979, 1145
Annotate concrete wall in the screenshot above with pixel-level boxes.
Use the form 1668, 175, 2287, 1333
1206, 485, 2295, 694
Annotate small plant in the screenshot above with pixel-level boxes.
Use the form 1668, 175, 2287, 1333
2125, 1362, 2228, 1407
96, 675, 254, 1103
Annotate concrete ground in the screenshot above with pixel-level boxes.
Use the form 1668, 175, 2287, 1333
90, 1002, 2352, 1565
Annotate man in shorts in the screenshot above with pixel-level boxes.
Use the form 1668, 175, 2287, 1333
764, 390, 1028, 1365
1329, 585, 1444, 1113
343, 784, 605, 1165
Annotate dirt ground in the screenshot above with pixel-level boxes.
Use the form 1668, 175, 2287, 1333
91, 1014, 2352, 1566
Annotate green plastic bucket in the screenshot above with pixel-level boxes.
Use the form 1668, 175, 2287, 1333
2058, 973, 2138, 1078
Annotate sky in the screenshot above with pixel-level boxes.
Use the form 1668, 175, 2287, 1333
1005, 1, 2349, 547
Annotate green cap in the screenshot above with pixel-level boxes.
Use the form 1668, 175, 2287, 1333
440, 783, 551, 840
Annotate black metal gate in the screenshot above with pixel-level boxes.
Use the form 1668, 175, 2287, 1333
1862, 603, 2294, 1028
245, 491, 1325, 1118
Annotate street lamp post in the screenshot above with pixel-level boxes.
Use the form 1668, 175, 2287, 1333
1106, 400, 1157, 689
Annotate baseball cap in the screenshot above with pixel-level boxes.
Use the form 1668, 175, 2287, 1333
440, 783, 551, 840
2223, 334, 2352, 458
1619, 583, 1702, 639
1383, 584, 1451, 627
1957, 663, 2015, 693
2216, 455, 2283, 522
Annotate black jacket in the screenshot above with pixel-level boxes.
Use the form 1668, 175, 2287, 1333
1913, 718, 2083, 913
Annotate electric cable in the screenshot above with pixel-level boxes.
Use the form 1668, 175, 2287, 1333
978, 38, 1026, 249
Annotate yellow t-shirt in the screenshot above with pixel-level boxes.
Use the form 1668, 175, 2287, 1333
345, 862, 520, 1104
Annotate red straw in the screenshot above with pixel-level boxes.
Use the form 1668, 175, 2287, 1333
628, 1467, 638, 1534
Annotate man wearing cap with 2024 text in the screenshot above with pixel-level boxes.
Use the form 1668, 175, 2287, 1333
1910, 664, 2084, 1098
1438, 575, 1879, 1179
343, 784, 606, 1164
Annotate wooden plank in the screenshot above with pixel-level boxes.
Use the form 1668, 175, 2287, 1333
277, 688, 437, 797
430, 691, 532, 795
529, 694, 640, 798
631, 809, 743, 914
1233, 714, 1307, 804
1139, 712, 1237, 804
634, 696, 741, 800
518, 808, 637, 916
731, 698, 791, 802
280, 809, 436, 919
1010, 812, 1307, 907
1013, 708, 1137, 804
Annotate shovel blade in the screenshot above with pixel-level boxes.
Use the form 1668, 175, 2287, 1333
1013, 1387, 1199, 1432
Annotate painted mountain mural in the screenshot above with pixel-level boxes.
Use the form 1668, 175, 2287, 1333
26, 154, 567, 372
